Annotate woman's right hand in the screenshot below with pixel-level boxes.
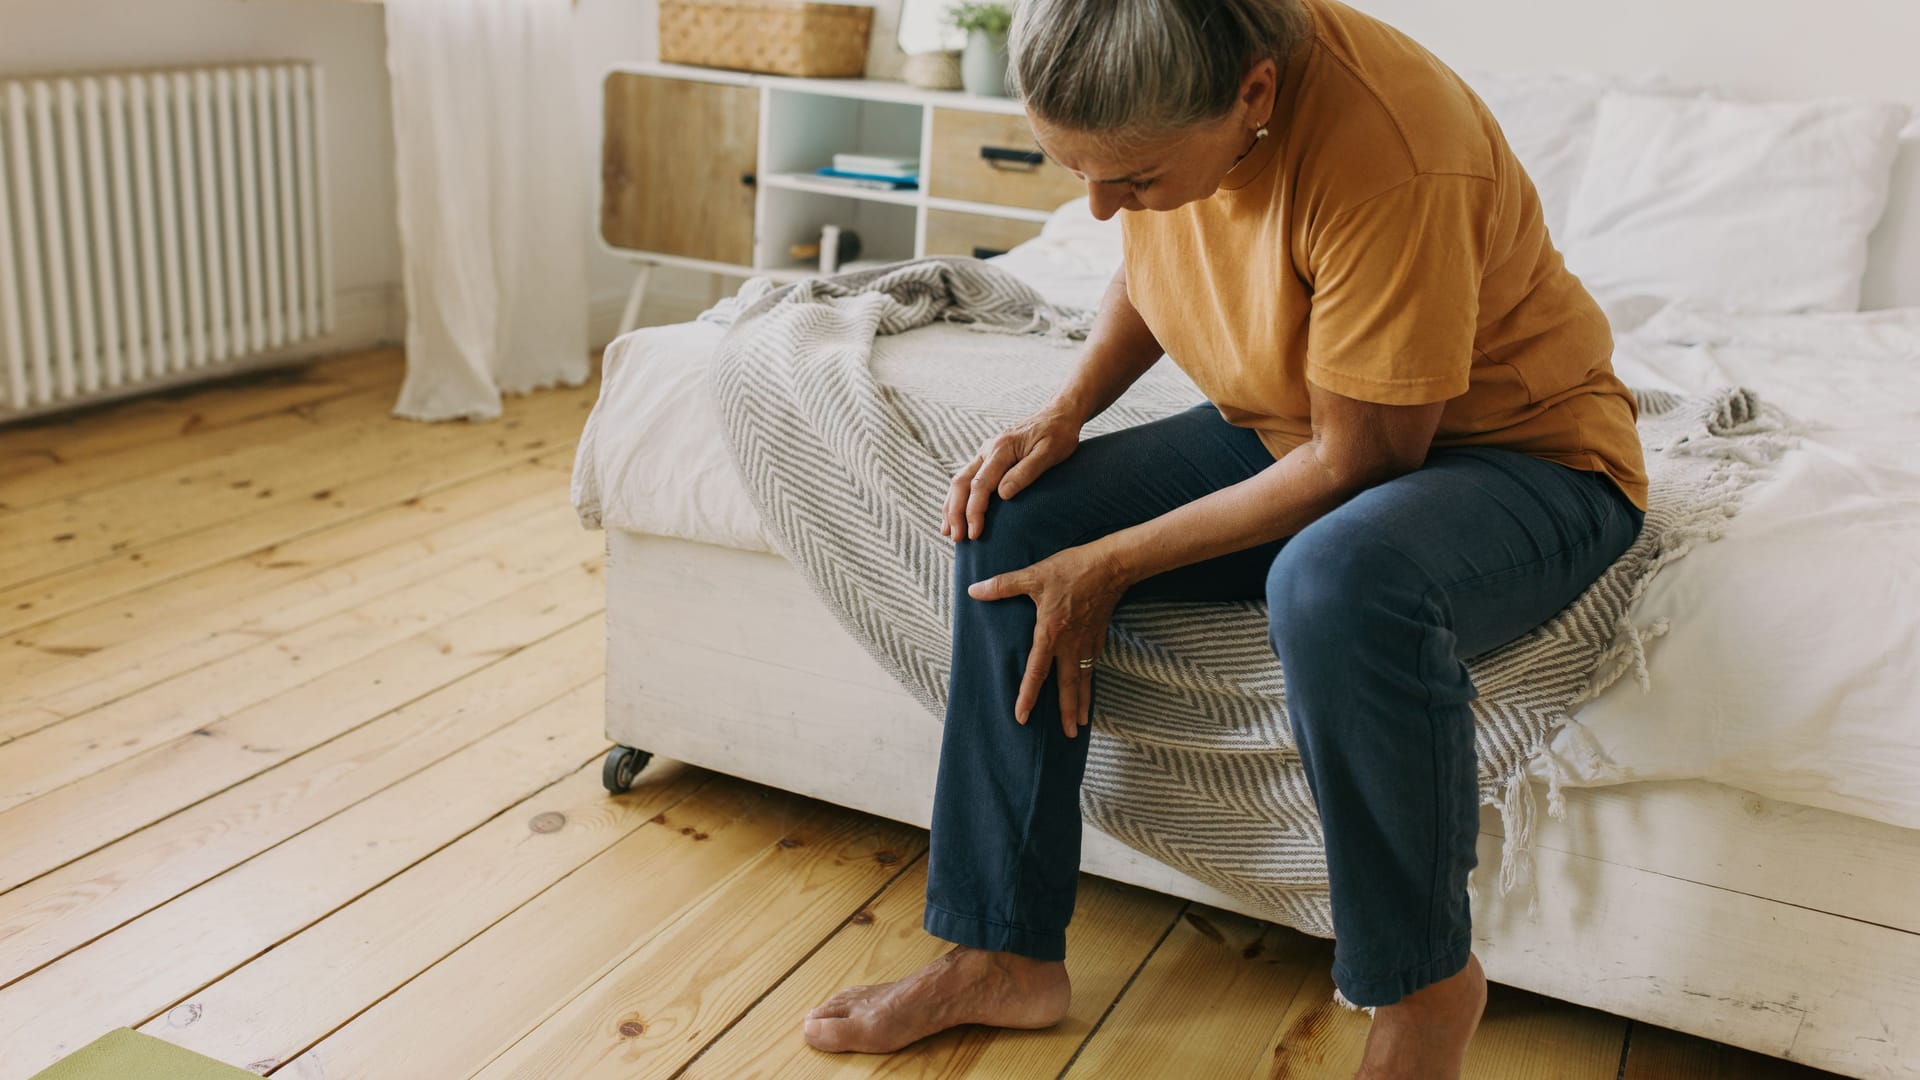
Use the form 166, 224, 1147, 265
942, 407, 1083, 541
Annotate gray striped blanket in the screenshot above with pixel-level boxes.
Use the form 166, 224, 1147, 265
707, 257, 1787, 952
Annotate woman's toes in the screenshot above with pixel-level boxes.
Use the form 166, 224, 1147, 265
801, 1015, 853, 1051
805, 985, 869, 1020
803, 1013, 882, 1053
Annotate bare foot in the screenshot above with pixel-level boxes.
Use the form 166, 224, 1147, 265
802, 945, 1071, 1053
1353, 951, 1489, 1080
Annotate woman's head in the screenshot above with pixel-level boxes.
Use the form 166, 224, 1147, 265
1010, 0, 1310, 217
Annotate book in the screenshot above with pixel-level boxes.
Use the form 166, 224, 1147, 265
832, 152, 919, 176
812, 167, 919, 190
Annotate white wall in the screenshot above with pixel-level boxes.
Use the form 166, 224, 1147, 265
0, 0, 404, 355
1350, 0, 1920, 105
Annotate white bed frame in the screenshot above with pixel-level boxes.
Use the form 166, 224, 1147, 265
595, 4, 1920, 1075
603, 531, 1920, 1077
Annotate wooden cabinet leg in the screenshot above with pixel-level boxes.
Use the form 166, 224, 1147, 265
616, 261, 654, 337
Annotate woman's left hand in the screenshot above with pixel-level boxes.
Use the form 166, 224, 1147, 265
966, 543, 1130, 738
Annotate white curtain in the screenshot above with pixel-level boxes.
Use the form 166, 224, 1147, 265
383, 0, 588, 422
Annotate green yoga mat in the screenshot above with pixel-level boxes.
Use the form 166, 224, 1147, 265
28, 1028, 258, 1080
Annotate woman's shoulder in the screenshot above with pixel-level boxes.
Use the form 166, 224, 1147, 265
1293, 0, 1498, 189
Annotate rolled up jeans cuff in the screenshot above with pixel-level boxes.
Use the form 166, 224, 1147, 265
922, 901, 1067, 962
1332, 932, 1473, 1007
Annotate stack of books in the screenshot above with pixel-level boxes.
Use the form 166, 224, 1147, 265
813, 152, 919, 191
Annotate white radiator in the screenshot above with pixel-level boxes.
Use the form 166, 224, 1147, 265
0, 62, 332, 416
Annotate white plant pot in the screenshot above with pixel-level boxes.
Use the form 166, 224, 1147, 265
901, 49, 964, 91
960, 28, 1009, 97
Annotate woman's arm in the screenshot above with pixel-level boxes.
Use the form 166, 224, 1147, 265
1047, 263, 1166, 427
1091, 383, 1445, 586
943, 264, 1165, 539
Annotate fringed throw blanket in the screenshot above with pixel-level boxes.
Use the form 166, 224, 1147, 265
708, 257, 1788, 945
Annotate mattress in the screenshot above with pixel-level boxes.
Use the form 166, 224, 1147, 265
571, 204, 1136, 552
572, 202, 1920, 834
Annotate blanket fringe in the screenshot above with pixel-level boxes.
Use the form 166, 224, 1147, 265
1493, 769, 1546, 918
1331, 986, 1377, 1016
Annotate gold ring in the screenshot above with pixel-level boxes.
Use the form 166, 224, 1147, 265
1077, 658, 1096, 669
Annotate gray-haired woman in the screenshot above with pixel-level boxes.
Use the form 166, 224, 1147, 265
802, 1, 1647, 1075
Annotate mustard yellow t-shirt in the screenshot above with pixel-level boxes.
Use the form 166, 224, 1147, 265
1121, 0, 1649, 510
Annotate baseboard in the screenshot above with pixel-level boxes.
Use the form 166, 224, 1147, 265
0, 284, 404, 425
325, 283, 406, 352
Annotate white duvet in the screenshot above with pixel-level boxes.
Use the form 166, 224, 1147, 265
1543, 305, 1920, 828
572, 213, 1920, 834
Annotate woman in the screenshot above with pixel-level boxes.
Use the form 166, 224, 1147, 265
802, 0, 1647, 1074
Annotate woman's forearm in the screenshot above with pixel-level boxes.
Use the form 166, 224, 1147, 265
1090, 442, 1369, 587
1089, 388, 1446, 587
1050, 266, 1165, 426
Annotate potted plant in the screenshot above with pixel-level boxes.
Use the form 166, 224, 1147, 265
949, 2, 1013, 97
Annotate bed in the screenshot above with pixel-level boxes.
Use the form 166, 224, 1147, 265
571, 56, 1920, 1080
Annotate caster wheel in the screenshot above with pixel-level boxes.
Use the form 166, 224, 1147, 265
603, 746, 653, 794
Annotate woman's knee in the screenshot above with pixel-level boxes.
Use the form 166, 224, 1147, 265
1265, 527, 1428, 660
953, 487, 1081, 583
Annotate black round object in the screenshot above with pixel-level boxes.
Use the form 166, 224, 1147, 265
602, 746, 653, 794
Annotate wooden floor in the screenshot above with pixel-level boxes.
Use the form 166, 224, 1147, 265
0, 347, 1848, 1080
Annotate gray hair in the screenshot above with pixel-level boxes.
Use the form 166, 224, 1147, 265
1009, 0, 1310, 135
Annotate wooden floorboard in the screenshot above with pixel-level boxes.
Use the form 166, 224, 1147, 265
0, 372, 398, 511
5, 487, 584, 726
0, 400, 587, 641
0, 375, 588, 588
1064, 906, 1330, 1079
137, 754, 713, 1073
0, 345, 1849, 1080
280, 779, 850, 1080
0, 665, 615, 1074
0, 524, 601, 808
0, 456, 574, 689
0, 349, 400, 490
471, 800, 927, 1079
675, 861, 1184, 1080
0, 619, 606, 986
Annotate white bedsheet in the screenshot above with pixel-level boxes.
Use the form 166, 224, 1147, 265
572, 209, 1920, 833
1539, 305, 1920, 829
570, 203, 1128, 553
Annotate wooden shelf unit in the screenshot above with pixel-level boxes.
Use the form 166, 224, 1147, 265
600, 62, 1080, 328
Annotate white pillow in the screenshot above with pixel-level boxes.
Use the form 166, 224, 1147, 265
1862, 121, 1920, 310
1563, 92, 1911, 313
1037, 196, 1123, 267
1462, 71, 1625, 241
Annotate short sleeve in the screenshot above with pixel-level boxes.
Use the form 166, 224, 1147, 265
1304, 173, 1493, 405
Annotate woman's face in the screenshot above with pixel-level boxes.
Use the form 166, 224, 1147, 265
1029, 59, 1280, 220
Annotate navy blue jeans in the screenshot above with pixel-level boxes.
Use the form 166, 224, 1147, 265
924, 402, 1644, 1007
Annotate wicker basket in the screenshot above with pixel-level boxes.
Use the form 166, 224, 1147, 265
660, 0, 874, 78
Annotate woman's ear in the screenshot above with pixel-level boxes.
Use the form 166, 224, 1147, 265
1240, 57, 1280, 124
